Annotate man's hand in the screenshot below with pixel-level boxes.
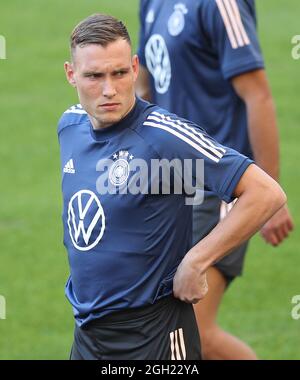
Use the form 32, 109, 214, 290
260, 205, 294, 246
173, 252, 208, 304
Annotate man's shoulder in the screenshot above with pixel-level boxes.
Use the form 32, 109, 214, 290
57, 104, 88, 135
198, 0, 255, 23
139, 106, 201, 137
136, 105, 206, 152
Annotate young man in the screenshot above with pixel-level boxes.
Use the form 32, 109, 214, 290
136, 0, 294, 359
58, 13, 286, 360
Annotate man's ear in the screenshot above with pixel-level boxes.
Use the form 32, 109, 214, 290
132, 54, 139, 82
64, 61, 77, 87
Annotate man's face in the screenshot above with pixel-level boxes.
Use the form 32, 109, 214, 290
65, 38, 139, 129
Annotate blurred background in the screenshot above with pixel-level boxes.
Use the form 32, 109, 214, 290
0, 0, 299, 359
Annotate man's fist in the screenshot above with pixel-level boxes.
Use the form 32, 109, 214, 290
173, 254, 208, 304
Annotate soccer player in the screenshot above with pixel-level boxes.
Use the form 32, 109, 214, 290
58, 13, 286, 360
136, 0, 294, 359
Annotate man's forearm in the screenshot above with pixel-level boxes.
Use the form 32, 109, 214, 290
247, 95, 280, 181
231, 70, 293, 247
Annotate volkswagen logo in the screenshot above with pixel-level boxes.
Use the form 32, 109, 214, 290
67, 190, 106, 252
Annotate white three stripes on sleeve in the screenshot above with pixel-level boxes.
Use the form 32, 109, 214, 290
215, 0, 250, 49
143, 111, 226, 163
152, 111, 226, 156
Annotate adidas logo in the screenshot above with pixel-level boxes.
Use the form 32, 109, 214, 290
63, 159, 75, 174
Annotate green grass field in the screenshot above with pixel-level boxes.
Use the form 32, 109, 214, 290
0, 0, 299, 359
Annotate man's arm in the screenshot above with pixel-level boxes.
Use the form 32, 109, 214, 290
173, 164, 287, 303
232, 69, 293, 246
135, 64, 152, 102
232, 69, 279, 179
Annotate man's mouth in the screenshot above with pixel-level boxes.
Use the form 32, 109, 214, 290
100, 103, 120, 111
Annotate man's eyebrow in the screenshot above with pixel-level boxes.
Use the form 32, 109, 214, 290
83, 70, 104, 75
82, 67, 131, 75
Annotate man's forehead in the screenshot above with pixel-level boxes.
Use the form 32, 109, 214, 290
73, 39, 132, 61
82, 62, 131, 73
77, 58, 132, 74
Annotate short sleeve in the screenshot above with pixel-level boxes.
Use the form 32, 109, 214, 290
202, 0, 264, 80
139, 108, 253, 203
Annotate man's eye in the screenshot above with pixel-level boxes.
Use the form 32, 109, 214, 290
116, 71, 126, 77
86, 74, 100, 79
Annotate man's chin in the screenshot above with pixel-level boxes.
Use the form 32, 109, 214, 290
92, 112, 122, 129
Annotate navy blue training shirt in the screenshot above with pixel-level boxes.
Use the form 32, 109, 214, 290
138, 0, 264, 158
58, 98, 252, 326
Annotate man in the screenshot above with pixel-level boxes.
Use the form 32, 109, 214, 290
58, 13, 286, 360
136, 0, 294, 359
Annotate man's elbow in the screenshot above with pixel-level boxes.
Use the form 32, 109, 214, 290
262, 180, 287, 217
236, 164, 287, 219
272, 183, 287, 210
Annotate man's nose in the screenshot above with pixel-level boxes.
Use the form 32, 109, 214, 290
102, 78, 117, 98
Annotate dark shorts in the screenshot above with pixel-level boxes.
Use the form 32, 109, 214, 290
70, 295, 201, 360
193, 192, 249, 283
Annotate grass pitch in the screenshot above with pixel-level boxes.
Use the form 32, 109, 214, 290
0, 0, 299, 359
